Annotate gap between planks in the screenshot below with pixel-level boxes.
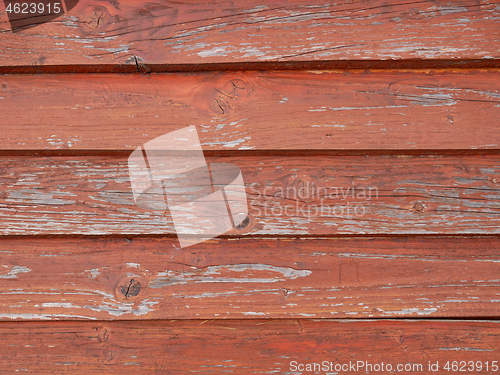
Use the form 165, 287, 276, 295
2, 59, 500, 74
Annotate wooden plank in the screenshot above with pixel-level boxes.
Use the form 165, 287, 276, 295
0, 154, 500, 235
0, 0, 499, 71
2, 236, 500, 320
0, 319, 499, 373
1, 70, 500, 151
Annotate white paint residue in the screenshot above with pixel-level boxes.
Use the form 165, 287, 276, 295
41, 303, 81, 309
7, 188, 76, 206
84, 299, 158, 317
0, 266, 31, 279
205, 264, 311, 279
202, 137, 252, 148
380, 307, 438, 316
244, 5, 268, 13
428, 5, 468, 15
0, 314, 97, 320
88, 268, 100, 279
440, 347, 493, 352
241, 47, 265, 57
105, 44, 131, 54
152, 264, 311, 287
242, 311, 266, 316
198, 46, 228, 58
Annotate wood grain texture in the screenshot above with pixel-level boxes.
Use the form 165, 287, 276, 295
2, 0, 500, 367
1, 70, 500, 151
2, 236, 500, 320
0, 319, 499, 373
0, 0, 499, 70
1, 154, 500, 235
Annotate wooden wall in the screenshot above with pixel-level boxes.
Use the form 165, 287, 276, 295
1, 0, 500, 373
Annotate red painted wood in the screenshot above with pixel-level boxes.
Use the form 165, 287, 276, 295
1, 70, 499, 151
0, 154, 499, 235
1, 0, 500, 366
0, 0, 499, 70
1, 236, 500, 320
0, 319, 499, 373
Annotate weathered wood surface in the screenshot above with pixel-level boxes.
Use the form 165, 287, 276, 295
1, 0, 500, 71
1, 154, 500, 235
1, 319, 499, 373
1, 236, 500, 320
1, 70, 500, 151
1, 0, 500, 369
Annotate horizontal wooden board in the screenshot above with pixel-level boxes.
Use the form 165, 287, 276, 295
0, 154, 500, 235
0, 319, 499, 373
2, 236, 500, 320
1, 70, 500, 151
0, 0, 499, 70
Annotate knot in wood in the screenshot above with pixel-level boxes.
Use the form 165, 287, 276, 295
120, 278, 141, 299
97, 327, 109, 343
412, 201, 426, 212
113, 269, 150, 302
235, 215, 250, 230
79, 6, 109, 34
227, 213, 258, 235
